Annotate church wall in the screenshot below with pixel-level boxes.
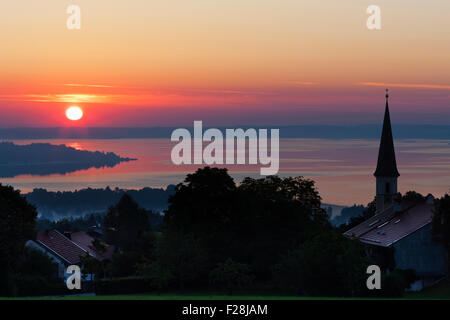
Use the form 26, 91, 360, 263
392, 223, 447, 277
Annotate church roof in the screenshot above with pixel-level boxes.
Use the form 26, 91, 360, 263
374, 93, 400, 177
343, 199, 434, 247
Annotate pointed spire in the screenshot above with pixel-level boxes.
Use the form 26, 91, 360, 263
374, 89, 400, 177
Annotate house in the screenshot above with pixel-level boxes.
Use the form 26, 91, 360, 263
26, 229, 114, 280
344, 90, 447, 291
70, 231, 114, 261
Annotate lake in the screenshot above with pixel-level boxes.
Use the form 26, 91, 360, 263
3, 138, 449, 206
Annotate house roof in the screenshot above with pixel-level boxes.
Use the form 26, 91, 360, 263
374, 96, 400, 178
71, 231, 114, 261
343, 201, 434, 247
36, 230, 88, 264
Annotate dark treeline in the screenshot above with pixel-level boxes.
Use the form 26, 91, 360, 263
330, 205, 366, 227
25, 186, 176, 219
36, 214, 104, 232
93, 167, 417, 297
2, 170, 447, 297
36, 211, 163, 233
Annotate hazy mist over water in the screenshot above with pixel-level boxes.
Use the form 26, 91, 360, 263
2, 138, 449, 206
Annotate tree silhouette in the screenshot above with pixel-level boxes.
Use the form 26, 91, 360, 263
103, 194, 150, 251
163, 167, 330, 284
0, 184, 37, 296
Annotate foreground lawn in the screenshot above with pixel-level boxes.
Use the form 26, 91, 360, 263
3, 280, 449, 300
5, 294, 354, 300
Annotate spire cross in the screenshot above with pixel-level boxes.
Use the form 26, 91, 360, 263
385, 88, 389, 99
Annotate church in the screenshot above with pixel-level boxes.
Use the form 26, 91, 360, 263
344, 90, 447, 291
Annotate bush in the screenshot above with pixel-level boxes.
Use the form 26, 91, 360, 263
209, 258, 254, 295
14, 275, 66, 297
94, 277, 155, 295
368, 269, 416, 297
272, 231, 372, 296
3, 247, 67, 297
136, 259, 175, 291
0, 272, 17, 297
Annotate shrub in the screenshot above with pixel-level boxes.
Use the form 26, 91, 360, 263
369, 269, 416, 297
272, 231, 372, 296
14, 275, 66, 297
209, 258, 254, 295
94, 276, 154, 295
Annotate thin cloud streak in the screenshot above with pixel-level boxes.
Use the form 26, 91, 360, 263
358, 82, 450, 90
64, 83, 116, 88
24, 94, 111, 103
285, 81, 320, 87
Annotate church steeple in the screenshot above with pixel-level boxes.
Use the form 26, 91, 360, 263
374, 89, 399, 213
374, 89, 400, 178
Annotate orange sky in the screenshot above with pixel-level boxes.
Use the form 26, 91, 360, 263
0, 0, 449, 126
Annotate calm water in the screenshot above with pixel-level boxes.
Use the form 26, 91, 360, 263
3, 139, 450, 206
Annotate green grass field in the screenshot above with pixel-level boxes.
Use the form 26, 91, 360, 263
2, 280, 449, 300
4, 295, 342, 300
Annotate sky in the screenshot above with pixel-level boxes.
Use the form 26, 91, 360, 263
0, 0, 449, 127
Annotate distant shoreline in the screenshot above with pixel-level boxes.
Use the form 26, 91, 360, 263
0, 125, 449, 140
0, 141, 134, 178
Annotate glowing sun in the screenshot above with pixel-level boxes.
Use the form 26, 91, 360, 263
66, 106, 83, 121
